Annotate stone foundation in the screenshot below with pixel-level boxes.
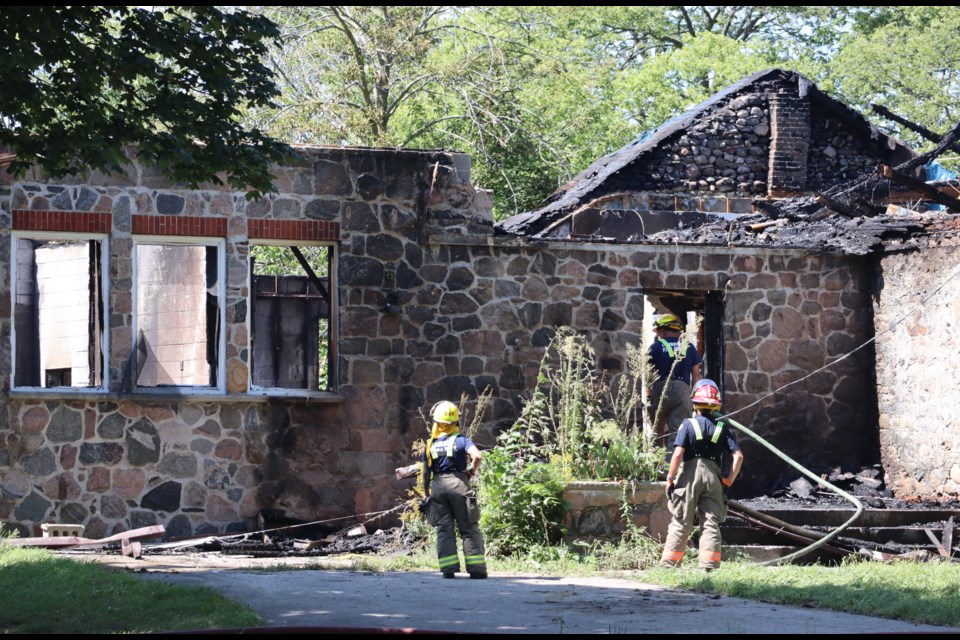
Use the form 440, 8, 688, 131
562, 481, 671, 543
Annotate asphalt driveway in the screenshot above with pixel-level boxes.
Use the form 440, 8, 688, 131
133, 565, 956, 634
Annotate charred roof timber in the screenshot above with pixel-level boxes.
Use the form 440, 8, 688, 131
497, 68, 960, 256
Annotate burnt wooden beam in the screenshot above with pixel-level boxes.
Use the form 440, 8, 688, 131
881, 165, 960, 212
728, 506, 849, 558
945, 516, 955, 558
752, 199, 786, 218
897, 118, 960, 173
815, 193, 864, 218
870, 104, 960, 152
924, 527, 950, 558
289, 246, 330, 304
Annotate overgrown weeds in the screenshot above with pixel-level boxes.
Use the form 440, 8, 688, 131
478, 327, 665, 556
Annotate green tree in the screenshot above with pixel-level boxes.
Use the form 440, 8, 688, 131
408, 6, 630, 216
244, 6, 918, 217
248, 6, 628, 218
586, 6, 854, 66
246, 6, 452, 147
0, 6, 292, 197
828, 6, 960, 165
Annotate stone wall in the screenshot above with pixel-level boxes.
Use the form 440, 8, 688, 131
635, 92, 771, 194
807, 114, 893, 191
0, 147, 499, 537
601, 76, 900, 200
875, 245, 960, 499
0, 146, 882, 537
666, 249, 878, 492
562, 481, 670, 543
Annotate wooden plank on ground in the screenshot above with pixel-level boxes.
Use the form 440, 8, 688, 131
3, 524, 165, 548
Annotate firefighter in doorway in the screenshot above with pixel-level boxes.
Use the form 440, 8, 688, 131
647, 313, 702, 441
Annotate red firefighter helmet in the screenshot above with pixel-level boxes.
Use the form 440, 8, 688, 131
691, 379, 722, 410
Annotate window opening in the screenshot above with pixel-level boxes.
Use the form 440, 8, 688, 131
13, 236, 105, 389
134, 241, 222, 388
249, 244, 333, 391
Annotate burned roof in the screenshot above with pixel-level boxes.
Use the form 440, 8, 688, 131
640, 207, 951, 256
498, 68, 914, 239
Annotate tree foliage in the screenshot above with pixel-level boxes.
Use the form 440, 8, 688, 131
238, 6, 951, 215
251, 6, 633, 217
0, 6, 293, 197
828, 6, 960, 166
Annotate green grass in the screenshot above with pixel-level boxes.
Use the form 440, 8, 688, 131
7, 534, 954, 631
0, 545, 264, 633
638, 558, 960, 628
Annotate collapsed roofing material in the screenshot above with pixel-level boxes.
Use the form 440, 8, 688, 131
498, 68, 915, 240
645, 119, 960, 255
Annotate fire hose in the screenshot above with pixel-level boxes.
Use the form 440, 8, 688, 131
722, 416, 864, 566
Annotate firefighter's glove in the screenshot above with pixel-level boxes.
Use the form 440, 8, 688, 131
418, 497, 431, 515
665, 481, 675, 498
721, 477, 733, 488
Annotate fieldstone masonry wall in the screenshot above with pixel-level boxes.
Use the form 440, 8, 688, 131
562, 481, 671, 544
0, 146, 882, 537
875, 245, 960, 499
630, 92, 771, 194
601, 75, 897, 202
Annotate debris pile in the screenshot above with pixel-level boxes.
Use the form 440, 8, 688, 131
163, 525, 423, 559
728, 464, 960, 564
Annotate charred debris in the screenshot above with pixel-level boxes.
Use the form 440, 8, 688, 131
731, 464, 960, 563
647, 114, 960, 255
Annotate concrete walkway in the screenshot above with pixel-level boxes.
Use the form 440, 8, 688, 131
137, 568, 956, 634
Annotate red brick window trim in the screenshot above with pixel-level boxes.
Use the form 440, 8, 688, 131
13, 210, 111, 234
248, 219, 339, 241
132, 215, 227, 238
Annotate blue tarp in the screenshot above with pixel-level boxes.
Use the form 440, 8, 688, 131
925, 162, 958, 210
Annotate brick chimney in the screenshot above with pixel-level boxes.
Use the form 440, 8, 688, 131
766, 89, 810, 196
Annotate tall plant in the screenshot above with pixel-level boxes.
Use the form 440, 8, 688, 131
479, 327, 665, 554
491, 327, 665, 484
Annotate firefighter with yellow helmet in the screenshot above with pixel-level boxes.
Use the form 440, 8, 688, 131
659, 379, 744, 571
421, 400, 487, 579
647, 313, 702, 441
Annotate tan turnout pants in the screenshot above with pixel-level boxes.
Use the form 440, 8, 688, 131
649, 379, 693, 443
660, 457, 727, 570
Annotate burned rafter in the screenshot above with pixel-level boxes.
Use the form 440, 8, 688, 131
288, 246, 330, 304
755, 119, 960, 220
881, 165, 960, 212
870, 104, 960, 155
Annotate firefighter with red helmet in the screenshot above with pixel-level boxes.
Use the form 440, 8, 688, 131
659, 379, 744, 571
421, 400, 487, 579
647, 313, 702, 442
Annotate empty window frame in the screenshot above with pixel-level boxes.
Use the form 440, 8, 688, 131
133, 238, 224, 390
11, 233, 107, 390
248, 243, 334, 392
